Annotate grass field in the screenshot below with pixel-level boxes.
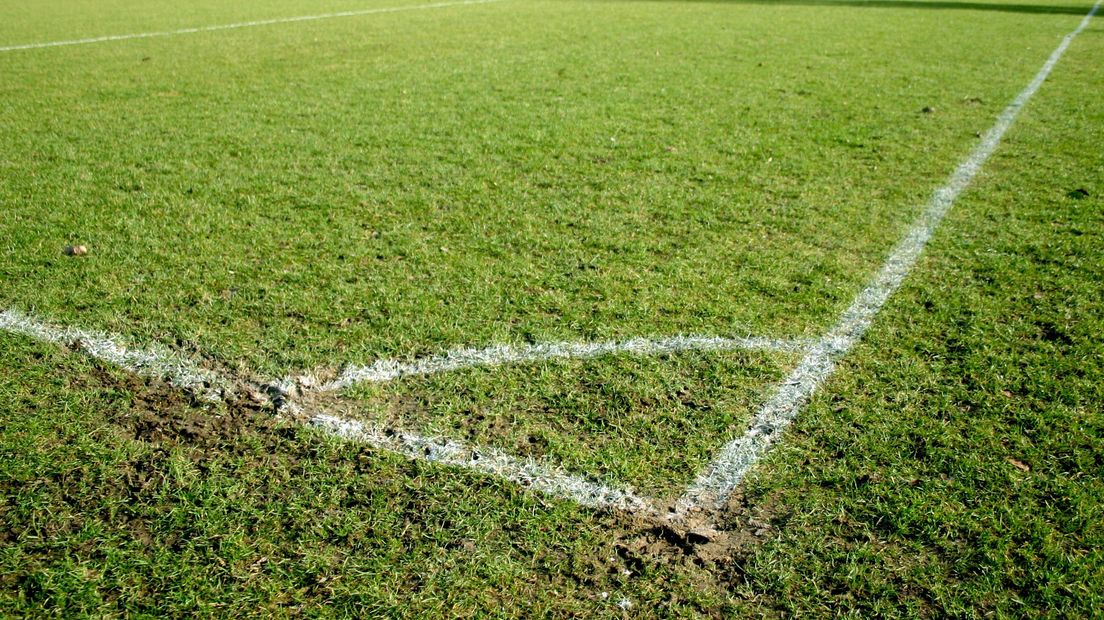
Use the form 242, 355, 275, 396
1, 0, 1102, 616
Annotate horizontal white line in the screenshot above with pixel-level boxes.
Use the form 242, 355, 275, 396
317, 334, 811, 392
0, 308, 228, 401
310, 413, 654, 512
675, 0, 1102, 515
0, 304, 796, 513
0, 0, 505, 53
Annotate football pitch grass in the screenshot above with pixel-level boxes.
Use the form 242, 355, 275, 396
2, 0, 1102, 615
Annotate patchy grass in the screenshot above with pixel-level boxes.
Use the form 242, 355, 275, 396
1, 0, 1102, 616
0, 335, 743, 616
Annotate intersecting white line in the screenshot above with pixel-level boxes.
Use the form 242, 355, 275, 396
1, 0, 1097, 521
315, 334, 811, 393
0, 0, 505, 53
674, 0, 1103, 515
0, 305, 792, 513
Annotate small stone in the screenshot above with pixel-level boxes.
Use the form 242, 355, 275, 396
64, 245, 88, 256
687, 527, 718, 544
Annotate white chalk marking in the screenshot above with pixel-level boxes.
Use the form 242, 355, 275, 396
310, 413, 654, 511
4, 1, 1097, 518
318, 334, 811, 392
0, 305, 773, 511
0, 0, 505, 53
676, 0, 1102, 514
0, 308, 228, 401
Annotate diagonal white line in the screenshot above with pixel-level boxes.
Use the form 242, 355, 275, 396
310, 413, 655, 511
0, 308, 228, 401
4, 0, 1098, 520
676, 0, 1103, 514
0, 305, 652, 509
0, 305, 785, 512
315, 334, 811, 392
0, 0, 505, 53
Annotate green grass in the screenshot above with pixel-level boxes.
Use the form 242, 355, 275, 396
0, 0, 1082, 374
729, 19, 1104, 614
1, 335, 704, 616
342, 348, 794, 495
2, 0, 1102, 616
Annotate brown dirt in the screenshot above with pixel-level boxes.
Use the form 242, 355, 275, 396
78, 364, 293, 455
606, 490, 791, 592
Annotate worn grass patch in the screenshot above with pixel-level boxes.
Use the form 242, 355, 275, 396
2, 0, 1103, 616
0, 333, 756, 616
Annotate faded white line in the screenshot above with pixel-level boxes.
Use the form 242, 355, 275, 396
0, 0, 505, 53
0, 302, 799, 512
310, 413, 653, 511
1, 305, 650, 510
317, 334, 811, 392
676, 0, 1102, 514
0, 308, 228, 401
0, 304, 777, 512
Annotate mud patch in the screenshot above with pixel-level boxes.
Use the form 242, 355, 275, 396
608, 490, 791, 589
77, 364, 293, 455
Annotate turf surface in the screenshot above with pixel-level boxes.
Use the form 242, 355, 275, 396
1, 0, 1102, 616
341, 348, 794, 495
0, 0, 1083, 373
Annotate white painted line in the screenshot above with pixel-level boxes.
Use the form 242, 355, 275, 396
0, 0, 505, 53
0, 301, 796, 513
0, 302, 779, 513
6, 0, 1097, 519
0, 307, 228, 401
317, 334, 811, 392
0, 304, 660, 512
310, 413, 654, 512
675, 0, 1102, 515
